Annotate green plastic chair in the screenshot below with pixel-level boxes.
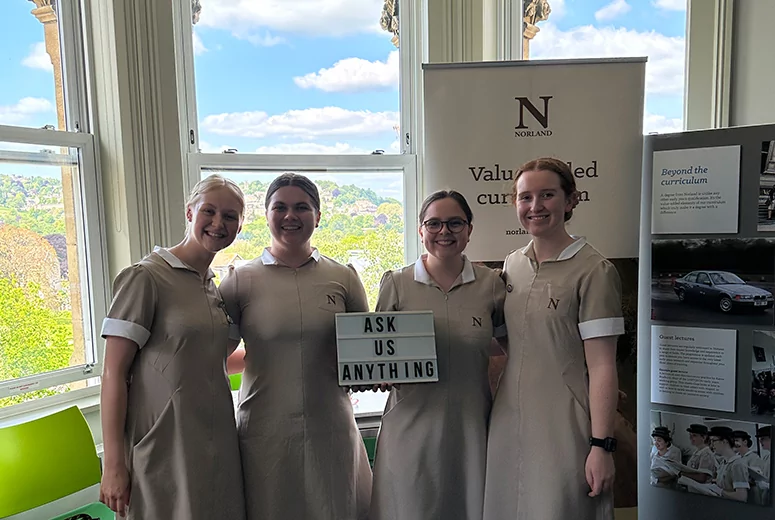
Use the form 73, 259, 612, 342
0, 406, 114, 519
229, 372, 242, 392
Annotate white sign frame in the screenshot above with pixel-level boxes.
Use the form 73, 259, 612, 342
335, 311, 438, 385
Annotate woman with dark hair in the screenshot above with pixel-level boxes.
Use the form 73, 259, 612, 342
221, 172, 372, 520
680, 424, 716, 485
483, 158, 624, 520
649, 426, 681, 488
367, 190, 506, 520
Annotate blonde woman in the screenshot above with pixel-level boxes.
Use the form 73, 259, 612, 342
99, 175, 246, 519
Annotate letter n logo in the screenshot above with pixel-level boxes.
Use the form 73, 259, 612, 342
548, 298, 560, 310
515, 96, 552, 129
472, 316, 482, 327
327, 295, 336, 305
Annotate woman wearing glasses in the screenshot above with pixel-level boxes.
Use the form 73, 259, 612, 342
367, 190, 506, 520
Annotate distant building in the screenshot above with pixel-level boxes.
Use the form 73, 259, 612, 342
212, 251, 244, 280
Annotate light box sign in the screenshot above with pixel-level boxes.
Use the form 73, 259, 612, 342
335, 311, 438, 385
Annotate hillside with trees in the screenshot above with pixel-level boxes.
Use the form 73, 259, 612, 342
0, 173, 406, 406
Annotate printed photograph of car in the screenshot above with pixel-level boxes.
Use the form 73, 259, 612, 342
652, 238, 775, 326
673, 270, 774, 313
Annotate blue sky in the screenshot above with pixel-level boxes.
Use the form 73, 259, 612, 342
0, 0, 687, 176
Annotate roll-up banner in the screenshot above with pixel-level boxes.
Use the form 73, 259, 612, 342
423, 58, 646, 510
422, 57, 645, 261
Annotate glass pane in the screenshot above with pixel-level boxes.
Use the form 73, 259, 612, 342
525, 0, 687, 134
0, 1, 68, 130
205, 167, 403, 415
0, 140, 91, 407
192, 1, 401, 154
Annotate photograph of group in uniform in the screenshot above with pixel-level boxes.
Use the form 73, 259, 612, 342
757, 140, 775, 232
651, 238, 775, 326
650, 410, 771, 505
751, 330, 775, 416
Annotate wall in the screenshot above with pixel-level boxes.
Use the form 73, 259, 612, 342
729, 0, 775, 126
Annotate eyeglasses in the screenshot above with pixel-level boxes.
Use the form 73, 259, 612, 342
422, 218, 469, 233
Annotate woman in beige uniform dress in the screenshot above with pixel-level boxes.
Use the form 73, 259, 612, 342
99, 175, 246, 519
368, 190, 506, 520
483, 158, 623, 520
221, 173, 372, 520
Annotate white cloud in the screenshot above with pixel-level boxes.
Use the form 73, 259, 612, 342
0, 97, 55, 125
595, 0, 631, 22
197, 0, 383, 36
530, 22, 686, 95
644, 112, 683, 134
652, 0, 686, 11
294, 51, 399, 93
551, 0, 566, 17
244, 32, 285, 47
201, 106, 400, 139
192, 31, 208, 55
22, 42, 53, 72
254, 142, 372, 154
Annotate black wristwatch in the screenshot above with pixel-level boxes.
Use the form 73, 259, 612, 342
589, 436, 617, 453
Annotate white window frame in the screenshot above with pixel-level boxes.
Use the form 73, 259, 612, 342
0, 0, 109, 415
171, 0, 427, 265
0, 125, 109, 405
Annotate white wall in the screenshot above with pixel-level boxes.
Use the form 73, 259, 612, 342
729, 0, 775, 126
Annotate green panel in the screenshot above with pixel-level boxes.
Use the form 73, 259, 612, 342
51, 501, 115, 520
229, 372, 242, 391
362, 436, 377, 466
0, 406, 101, 517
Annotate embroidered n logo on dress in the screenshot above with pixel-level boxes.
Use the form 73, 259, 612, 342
326, 294, 336, 305
547, 298, 560, 310
472, 317, 482, 327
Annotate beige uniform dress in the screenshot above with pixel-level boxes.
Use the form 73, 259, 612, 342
483, 238, 624, 520
687, 445, 717, 476
715, 454, 750, 496
220, 249, 372, 520
100, 248, 245, 520
369, 256, 506, 520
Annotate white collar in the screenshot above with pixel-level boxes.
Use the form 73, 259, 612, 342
153, 246, 215, 279
260, 247, 321, 266
723, 454, 742, 464
520, 236, 587, 262
413, 254, 475, 287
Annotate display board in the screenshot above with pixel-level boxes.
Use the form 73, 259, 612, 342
639, 125, 775, 517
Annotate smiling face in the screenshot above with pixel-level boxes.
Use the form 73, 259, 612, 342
515, 169, 575, 240
419, 196, 472, 261
653, 436, 668, 452
266, 185, 321, 250
688, 432, 705, 448
186, 187, 243, 253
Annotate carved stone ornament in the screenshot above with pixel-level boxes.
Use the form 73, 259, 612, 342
380, 0, 399, 48
192, 0, 202, 25
523, 0, 551, 26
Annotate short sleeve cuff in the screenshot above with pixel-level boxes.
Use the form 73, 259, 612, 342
101, 317, 151, 348
578, 317, 624, 340
494, 324, 507, 338
228, 323, 241, 342
733, 482, 751, 489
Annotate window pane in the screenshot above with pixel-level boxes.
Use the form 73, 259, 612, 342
204, 167, 402, 415
191, 0, 401, 154
524, 0, 687, 134
0, 1, 68, 130
0, 140, 91, 407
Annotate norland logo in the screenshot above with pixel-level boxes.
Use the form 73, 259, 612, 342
514, 95, 553, 138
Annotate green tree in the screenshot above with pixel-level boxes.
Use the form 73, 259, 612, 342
0, 277, 74, 407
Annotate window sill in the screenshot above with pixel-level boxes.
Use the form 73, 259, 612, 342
0, 385, 101, 428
